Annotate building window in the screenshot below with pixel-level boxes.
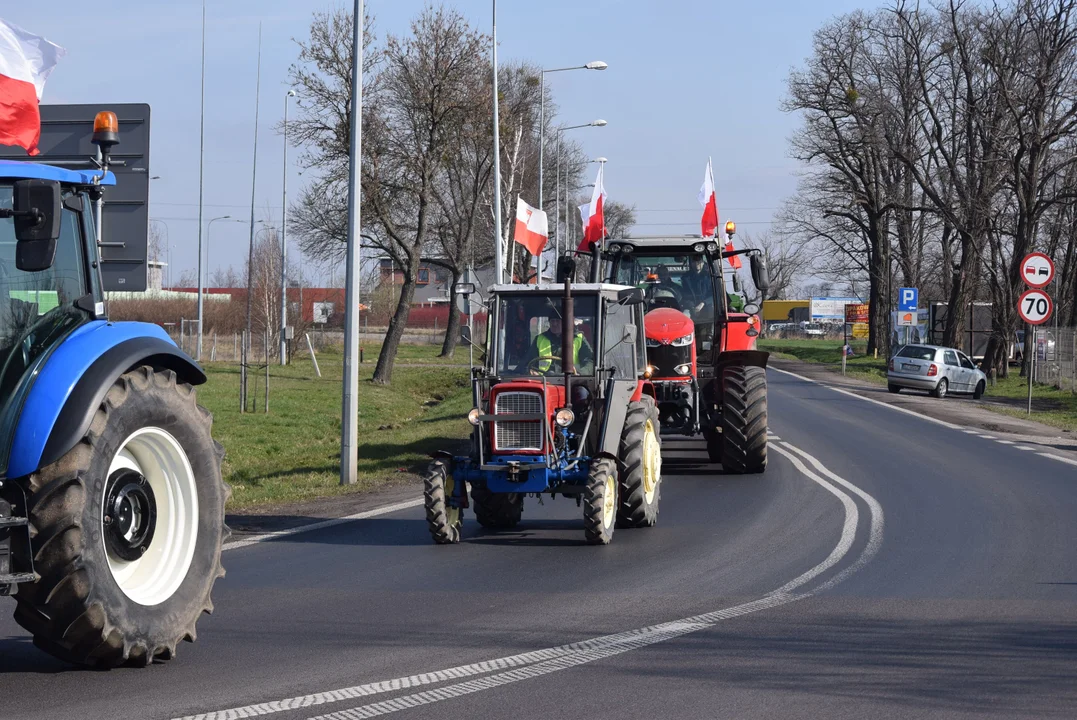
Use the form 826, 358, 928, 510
417, 268, 430, 285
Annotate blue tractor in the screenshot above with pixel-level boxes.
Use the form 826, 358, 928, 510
0, 112, 227, 666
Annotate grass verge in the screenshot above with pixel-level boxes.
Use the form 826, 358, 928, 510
197, 349, 473, 509
758, 338, 888, 384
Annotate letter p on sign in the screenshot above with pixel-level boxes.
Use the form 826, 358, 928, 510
898, 287, 918, 312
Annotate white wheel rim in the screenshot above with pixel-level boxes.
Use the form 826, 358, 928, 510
104, 427, 199, 606
602, 473, 616, 530
642, 419, 661, 504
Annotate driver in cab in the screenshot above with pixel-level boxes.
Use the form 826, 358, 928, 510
524, 315, 594, 376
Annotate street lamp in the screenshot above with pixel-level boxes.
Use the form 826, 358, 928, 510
554, 122, 607, 257
204, 215, 233, 293
539, 61, 607, 215
280, 89, 297, 365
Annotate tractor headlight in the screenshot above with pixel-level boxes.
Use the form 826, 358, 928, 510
467, 408, 481, 426
621, 243, 634, 254
672, 333, 695, 347
555, 408, 575, 427
674, 363, 691, 375
693, 242, 705, 253
708, 242, 719, 253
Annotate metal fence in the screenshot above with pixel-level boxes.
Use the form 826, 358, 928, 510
1031, 326, 1077, 393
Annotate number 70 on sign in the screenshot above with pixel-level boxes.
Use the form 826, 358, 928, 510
1018, 288, 1053, 325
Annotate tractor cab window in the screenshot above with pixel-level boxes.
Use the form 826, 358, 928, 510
0, 184, 90, 473
496, 294, 597, 377
601, 299, 639, 379
614, 254, 716, 321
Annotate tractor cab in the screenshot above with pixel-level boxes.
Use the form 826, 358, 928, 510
425, 277, 663, 546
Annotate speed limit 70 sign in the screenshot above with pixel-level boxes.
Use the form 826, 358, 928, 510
1018, 288, 1053, 325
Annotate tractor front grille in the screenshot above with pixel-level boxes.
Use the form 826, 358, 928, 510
493, 391, 544, 451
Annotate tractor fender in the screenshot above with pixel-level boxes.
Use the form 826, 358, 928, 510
715, 349, 770, 372
8, 321, 205, 479
598, 378, 637, 457
629, 379, 655, 403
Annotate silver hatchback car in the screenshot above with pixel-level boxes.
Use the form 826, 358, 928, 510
887, 344, 987, 399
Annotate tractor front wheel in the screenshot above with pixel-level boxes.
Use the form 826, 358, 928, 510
14, 366, 227, 667
720, 365, 768, 474
471, 482, 523, 529
616, 396, 661, 528
423, 460, 461, 544
583, 458, 618, 545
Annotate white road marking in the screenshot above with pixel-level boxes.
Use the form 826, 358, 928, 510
1015, 445, 1037, 451
996, 440, 1015, 445
176, 440, 882, 720
769, 366, 1077, 469
224, 499, 425, 552
979, 435, 996, 440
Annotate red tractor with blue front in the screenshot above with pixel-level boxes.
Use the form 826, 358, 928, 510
603, 226, 771, 472
424, 256, 663, 545
0, 111, 227, 666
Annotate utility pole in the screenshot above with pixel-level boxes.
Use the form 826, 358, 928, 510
196, 0, 206, 361
491, 0, 503, 284
341, 0, 364, 485
242, 23, 263, 412
280, 89, 296, 365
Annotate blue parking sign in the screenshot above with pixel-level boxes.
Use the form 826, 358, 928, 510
899, 287, 918, 312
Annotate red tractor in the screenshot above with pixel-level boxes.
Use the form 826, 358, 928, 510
602, 223, 771, 472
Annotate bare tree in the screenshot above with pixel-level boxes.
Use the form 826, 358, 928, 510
742, 230, 816, 300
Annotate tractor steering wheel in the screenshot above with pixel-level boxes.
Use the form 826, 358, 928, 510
527, 355, 561, 375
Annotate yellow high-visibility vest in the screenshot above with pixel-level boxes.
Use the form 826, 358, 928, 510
536, 332, 583, 372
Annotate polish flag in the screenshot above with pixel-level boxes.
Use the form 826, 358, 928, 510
513, 196, 548, 256
725, 240, 742, 270
698, 157, 718, 238
0, 20, 65, 156
577, 164, 606, 251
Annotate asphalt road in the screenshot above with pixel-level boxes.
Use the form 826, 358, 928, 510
0, 369, 1074, 719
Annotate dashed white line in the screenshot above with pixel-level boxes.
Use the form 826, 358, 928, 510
174, 439, 883, 720
1015, 445, 1037, 452
995, 439, 1015, 445
1040, 452, 1077, 467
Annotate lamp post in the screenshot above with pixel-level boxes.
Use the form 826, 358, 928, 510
539, 61, 606, 215
553, 121, 606, 258
150, 218, 169, 285
280, 89, 297, 365
205, 215, 233, 290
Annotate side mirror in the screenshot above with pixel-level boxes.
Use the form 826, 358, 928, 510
454, 282, 476, 295
616, 287, 645, 305
622, 323, 637, 345
14, 179, 62, 272
750, 253, 770, 294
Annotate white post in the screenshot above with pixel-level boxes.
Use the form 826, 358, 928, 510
341, 0, 364, 485
305, 333, 322, 378
280, 90, 295, 365
491, 0, 503, 284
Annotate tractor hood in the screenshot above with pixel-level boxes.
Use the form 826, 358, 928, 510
644, 307, 694, 344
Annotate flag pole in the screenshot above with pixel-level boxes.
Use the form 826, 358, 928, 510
491, 0, 504, 284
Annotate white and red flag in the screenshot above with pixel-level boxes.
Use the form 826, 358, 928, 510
577, 164, 607, 251
0, 20, 65, 156
513, 196, 548, 256
698, 157, 719, 238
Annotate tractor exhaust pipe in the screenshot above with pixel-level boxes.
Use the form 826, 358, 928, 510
588, 242, 601, 283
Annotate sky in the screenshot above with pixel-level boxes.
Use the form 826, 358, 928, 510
8, 0, 876, 286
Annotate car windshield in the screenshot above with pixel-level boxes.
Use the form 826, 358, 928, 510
495, 294, 597, 377
897, 345, 936, 360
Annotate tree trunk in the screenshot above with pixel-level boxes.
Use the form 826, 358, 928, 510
373, 270, 419, 385
440, 267, 462, 358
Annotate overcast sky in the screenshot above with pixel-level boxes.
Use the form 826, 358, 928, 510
8, 0, 874, 284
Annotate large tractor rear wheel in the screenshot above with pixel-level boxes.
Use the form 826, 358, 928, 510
720, 365, 768, 474
14, 366, 227, 667
616, 396, 662, 528
471, 483, 523, 529
583, 457, 618, 545
423, 460, 461, 544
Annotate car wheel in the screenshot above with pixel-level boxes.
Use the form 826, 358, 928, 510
932, 378, 948, 399
887, 383, 901, 394
973, 380, 985, 400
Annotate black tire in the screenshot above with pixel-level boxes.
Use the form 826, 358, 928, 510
705, 427, 723, 463
423, 460, 461, 544
888, 384, 901, 394
932, 377, 948, 399
616, 396, 661, 528
471, 482, 523, 529
583, 457, 618, 545
973, 380, 985, 400
14, 366, 228, 667
720, 365, 768, 474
